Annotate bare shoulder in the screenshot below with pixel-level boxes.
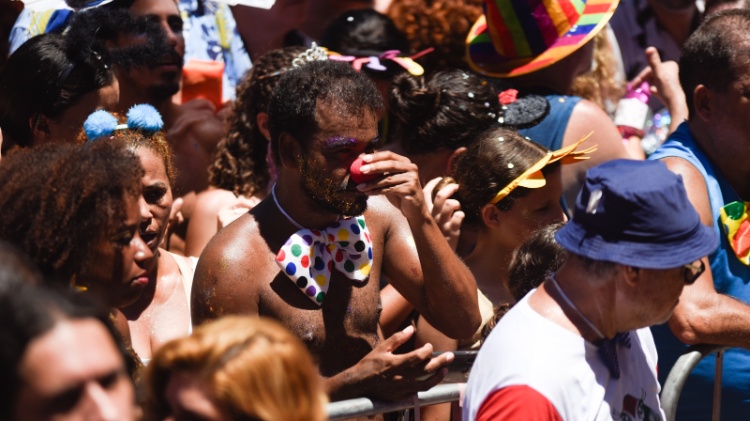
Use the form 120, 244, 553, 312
193, 188, 239, 215
567, 99, 630, 162
186, 188, 240, 256
660, 156, 712, 225
191, 213, 269, 324
362, 195, 406, 232
152, 250, 188, 306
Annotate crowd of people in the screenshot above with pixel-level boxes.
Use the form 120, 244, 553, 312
1, 0, 750, 419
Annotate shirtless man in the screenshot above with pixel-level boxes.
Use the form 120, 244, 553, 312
192, 59, 481, 402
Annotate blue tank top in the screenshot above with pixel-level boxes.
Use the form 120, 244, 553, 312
519, 94, 581, 214
649, 122, 750, 421
518, 94, 581, 150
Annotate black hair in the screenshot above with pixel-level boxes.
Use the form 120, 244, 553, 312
321, 9, 411, 79
680, 9, 750, 116
0, 283, 135, 420
0, 33, 113, 153
267, 60, 384, 164
388, 69, 501, 155
507, 223, 567, 301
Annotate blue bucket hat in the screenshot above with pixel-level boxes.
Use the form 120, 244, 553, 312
555, 159, 718, 269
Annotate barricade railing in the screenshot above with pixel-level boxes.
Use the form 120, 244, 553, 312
326, 383, 463, 420
660, 344, 728, 421
328, 344, 730, 420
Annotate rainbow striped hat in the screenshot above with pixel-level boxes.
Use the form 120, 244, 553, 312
466, 0, 619, 77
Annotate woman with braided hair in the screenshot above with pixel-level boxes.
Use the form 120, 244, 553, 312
185, 46, 305, 257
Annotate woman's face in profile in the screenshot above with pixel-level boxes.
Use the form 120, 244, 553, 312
78, 192, 154, 308
495, 167, 567, 251
135, 146, 173, 254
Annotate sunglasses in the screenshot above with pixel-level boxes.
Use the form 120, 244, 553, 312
683, 260, 706, 285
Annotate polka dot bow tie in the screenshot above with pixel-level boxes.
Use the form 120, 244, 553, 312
276, 216, 373, 305
720, 201, 750, 266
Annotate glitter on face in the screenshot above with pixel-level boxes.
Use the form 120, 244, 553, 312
323, 136, 358, 149
508, 163, 514, 169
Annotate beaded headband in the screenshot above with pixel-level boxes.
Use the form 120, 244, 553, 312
83, 104, 163, 141
488, 133, 596, 205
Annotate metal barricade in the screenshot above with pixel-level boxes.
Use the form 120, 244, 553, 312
327, 383, 463, 420
660, 344, 728, 421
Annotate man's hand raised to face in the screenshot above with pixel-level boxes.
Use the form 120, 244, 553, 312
355, 151, 428, 221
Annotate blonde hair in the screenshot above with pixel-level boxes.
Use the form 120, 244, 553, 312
570, 30, 624, 112
145, 316, 327, 421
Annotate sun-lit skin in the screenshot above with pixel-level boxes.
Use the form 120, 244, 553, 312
192, 89, 481, 406
135, 147, 173, 253
120, 146, 192, 361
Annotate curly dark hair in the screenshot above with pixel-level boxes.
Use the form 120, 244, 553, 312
0, 141, 143, 285
0, 33, 113, 153
0, 144, 78, 258
452, 127, 552, 226
388, 69, 500, 155
268, 60, 384, 164
208, 47, 305, 197
387, 0, 483, 72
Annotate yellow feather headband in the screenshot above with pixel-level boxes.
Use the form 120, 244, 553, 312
488, 133, 596, 205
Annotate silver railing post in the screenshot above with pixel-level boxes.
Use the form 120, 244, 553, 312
327, 383, 463, 420
660, 344, 727, 421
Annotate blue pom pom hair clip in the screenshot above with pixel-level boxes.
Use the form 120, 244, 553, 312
83, 104, 164, 142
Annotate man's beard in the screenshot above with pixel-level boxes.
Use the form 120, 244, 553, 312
299, 155, 368, 217
147, 78, 181, 101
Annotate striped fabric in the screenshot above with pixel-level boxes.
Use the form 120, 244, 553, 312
466, 0, 618, 77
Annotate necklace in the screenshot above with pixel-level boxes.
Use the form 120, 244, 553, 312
549, 274, 606, 340
271, 184, 305, 230
271, 184, 342, 230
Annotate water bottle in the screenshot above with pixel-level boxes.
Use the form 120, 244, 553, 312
614, 82, 652, 139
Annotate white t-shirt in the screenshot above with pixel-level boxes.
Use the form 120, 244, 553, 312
463, 291, 664, 421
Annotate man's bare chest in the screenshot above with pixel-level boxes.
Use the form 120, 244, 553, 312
257, 268, 383, 376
